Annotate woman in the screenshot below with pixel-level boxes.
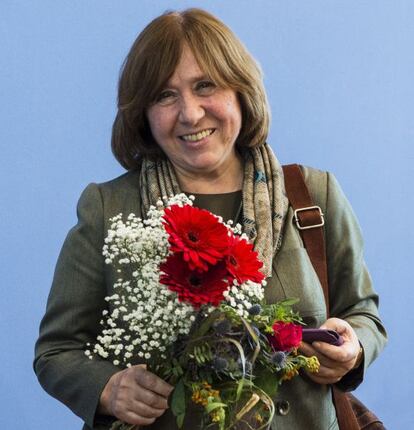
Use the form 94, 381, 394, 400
34, 8, 387, 430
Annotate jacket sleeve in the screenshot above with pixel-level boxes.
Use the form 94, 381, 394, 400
323, 172, 387, 391
34, 183, 119, 428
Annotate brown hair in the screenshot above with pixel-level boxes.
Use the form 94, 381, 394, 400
112, 8, 270, 170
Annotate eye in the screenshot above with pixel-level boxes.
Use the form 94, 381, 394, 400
195, 80, 216, 94
155, 90, 177, 105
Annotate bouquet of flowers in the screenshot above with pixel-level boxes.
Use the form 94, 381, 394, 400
86, 194, 319, 430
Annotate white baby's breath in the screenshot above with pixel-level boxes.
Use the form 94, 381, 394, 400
222, 280, 265, 318
87, 193, 265, 368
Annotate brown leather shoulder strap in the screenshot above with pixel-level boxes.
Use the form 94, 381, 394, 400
282, 164, 329, 311
282, 164, 360, 430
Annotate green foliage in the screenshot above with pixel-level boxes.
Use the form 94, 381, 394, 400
161, 357, 183, 383
217, 304, 244, 326
205, 402, 228, 413
254, 368, 280, 398
261, 298, 302, 324
235, 377, 255, 401
279, 297, 300, 307
191, 309, 221, 338
109, 422, 136, 430
191, 342, 213, 365
146, 297, 311, 429
171, 378, 186, 429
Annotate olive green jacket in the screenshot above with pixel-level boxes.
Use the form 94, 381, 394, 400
34, 166, 387, 430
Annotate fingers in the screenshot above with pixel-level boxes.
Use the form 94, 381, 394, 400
134, 365, 174, 399
110, 384, 168, 418
311, 340, 357, 363
299, 318, 362, 385
300, 342, 349, 384
300, 341, 352, 369
112, 398, 166, 426
301, 318, 360, 362
131, 400, 166, 419
132, 383, 169, 410
112, 406, 157, 427
99, 365, 174, 426
320, 318, 359, 348
319, 318, 350, 338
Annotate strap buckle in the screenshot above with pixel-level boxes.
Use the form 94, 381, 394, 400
294, 206, 325, 230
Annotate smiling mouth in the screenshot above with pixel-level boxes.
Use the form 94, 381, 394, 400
179, 128, 215, 142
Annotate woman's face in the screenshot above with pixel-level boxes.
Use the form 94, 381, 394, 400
146, 45, 242, 182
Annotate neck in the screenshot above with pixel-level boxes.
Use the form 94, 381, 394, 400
176, 157, 244, 194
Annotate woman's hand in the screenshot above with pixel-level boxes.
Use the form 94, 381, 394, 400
98, 364, 174, 426
299, 318, 363, 384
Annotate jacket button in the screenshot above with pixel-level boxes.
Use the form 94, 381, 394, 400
276, 400, 290, 416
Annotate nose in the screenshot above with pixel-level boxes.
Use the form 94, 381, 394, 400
178, 93, 205, 126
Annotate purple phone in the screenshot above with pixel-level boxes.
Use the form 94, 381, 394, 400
302, 328, 344, 346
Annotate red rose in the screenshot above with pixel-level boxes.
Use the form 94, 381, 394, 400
268, 321, 302, 351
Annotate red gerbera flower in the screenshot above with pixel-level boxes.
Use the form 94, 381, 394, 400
163, 204, 230, 271
226, 235, 265, 284
160, 254, 229, 308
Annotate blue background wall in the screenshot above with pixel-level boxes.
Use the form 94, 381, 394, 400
1, 0, 413, 427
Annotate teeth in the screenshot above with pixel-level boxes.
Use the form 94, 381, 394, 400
181, 129, 213, 142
